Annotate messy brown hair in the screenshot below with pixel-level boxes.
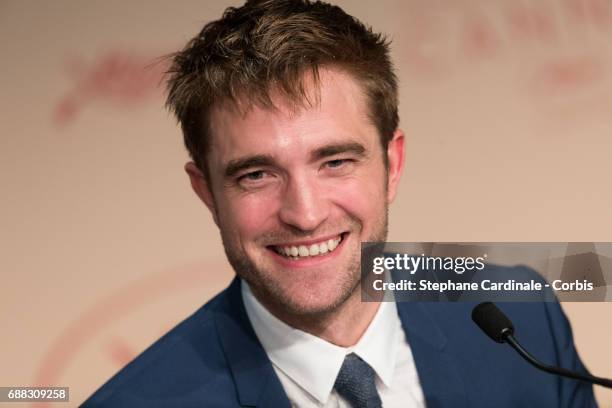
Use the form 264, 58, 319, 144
165, 0, 398, 176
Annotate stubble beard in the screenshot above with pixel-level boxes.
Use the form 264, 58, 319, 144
220, 206, 389, 320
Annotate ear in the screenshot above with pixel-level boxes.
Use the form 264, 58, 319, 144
185, 162, 219, 226
386, 129, 405, 203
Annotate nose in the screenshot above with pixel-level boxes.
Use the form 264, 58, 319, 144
278, 174, 330, 233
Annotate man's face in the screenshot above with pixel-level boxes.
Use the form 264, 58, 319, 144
188, 68, 404, 318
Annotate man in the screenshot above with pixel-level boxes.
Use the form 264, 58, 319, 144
82, 0, 597, 406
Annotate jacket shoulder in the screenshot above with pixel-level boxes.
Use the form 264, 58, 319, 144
81, 288, 239, 407
397, 265, 596, 407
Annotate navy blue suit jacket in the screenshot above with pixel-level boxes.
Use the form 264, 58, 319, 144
82, 273, 597, 407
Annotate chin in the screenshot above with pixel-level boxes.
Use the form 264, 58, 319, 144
266, 274, 359, 317
226, 238, 362, 316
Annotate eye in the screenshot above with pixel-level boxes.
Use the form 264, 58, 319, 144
324, 158, 357, 171
326, 159, 350, 168
321, 158, 356, 176
236, 170, 274, 188
242, 170, 265, 181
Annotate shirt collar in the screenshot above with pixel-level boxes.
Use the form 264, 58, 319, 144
241, 280, 401, 404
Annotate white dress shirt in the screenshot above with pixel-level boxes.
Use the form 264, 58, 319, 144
241, 281, 425, 408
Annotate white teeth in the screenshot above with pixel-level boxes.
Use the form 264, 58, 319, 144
328, 239, 337, 251
275, 236, 343, 259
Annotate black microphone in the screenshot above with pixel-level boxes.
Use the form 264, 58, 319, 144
472, 302, 612, 389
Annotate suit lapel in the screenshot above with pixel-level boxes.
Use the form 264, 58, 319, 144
214, 278, 291, 408
397, 302, 469, 408
215, 278, 468, 407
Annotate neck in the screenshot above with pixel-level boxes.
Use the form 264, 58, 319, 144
257, 286, 381, 348
304, 292, 381, 347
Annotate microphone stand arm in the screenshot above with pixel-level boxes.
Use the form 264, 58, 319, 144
503, 333, 612, 389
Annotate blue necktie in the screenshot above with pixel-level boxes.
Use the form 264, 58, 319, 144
333, 353, 383, 408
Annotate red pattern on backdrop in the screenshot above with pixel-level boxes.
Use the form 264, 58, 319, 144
54, 50, 168, 125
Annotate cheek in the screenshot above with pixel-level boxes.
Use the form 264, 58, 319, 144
328, 172, 387, 219
218, 192, 280, 237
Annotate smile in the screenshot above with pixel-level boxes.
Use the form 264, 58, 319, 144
272, 234, 344, 259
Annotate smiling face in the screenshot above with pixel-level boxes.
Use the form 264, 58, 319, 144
187, 68, 404, 320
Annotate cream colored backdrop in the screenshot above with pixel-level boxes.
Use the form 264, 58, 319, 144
1, 0, 611, 406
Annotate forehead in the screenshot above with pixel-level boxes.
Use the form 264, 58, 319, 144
207, 68, 379, 167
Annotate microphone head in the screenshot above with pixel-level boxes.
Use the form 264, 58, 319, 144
472, 302, 515, 343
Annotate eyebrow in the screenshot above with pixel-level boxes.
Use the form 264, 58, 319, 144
310, 142, 367, 162
224, 155, 276, 178
223, 142, 368, 178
